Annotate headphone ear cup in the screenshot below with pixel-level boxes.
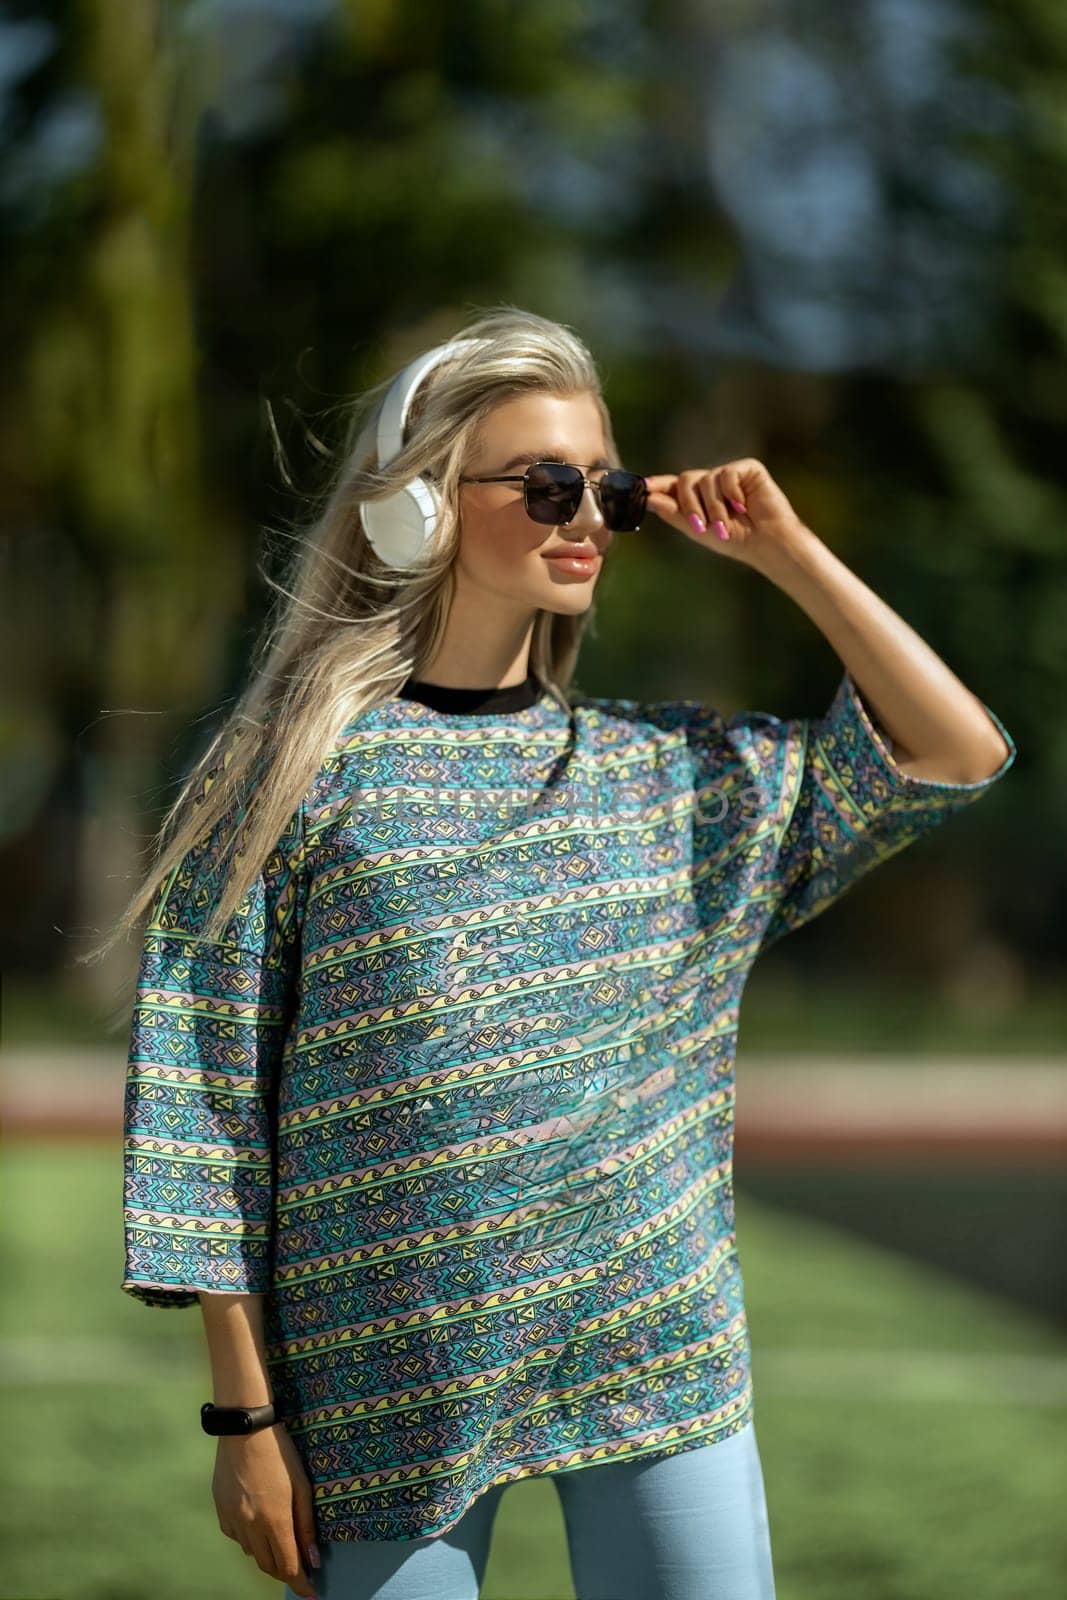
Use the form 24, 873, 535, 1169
362, 476, 443, 568
364, 334, 488, 568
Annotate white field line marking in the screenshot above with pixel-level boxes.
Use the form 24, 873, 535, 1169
1, 1340, 1065, 1403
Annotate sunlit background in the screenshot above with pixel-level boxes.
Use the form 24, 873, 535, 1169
1, 3, 1063, 1597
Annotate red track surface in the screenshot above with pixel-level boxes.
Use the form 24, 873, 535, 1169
3, 1049, 1066, 1166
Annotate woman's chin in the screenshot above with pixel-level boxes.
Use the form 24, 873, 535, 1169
540, 583, 598, 614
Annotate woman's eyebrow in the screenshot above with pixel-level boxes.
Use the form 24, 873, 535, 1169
498, 449, 612, 471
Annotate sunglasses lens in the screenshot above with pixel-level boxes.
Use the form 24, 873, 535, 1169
525, 463, 584, 525
522, 462, 648, 530
599, 470, 648, 532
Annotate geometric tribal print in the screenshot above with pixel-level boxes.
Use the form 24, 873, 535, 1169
122, 673, 1015, 1542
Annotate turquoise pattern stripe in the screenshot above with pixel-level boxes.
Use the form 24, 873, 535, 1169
121, 673, 1015, 1542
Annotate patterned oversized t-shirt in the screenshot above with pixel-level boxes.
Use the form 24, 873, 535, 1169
121, 665, 1015, 1543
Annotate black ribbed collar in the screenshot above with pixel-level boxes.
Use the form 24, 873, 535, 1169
397, 668, 543, 714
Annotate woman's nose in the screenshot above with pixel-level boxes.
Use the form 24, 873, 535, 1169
568, 482, 605, 528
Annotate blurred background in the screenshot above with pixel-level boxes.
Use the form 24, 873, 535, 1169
0, 1, 1063, 1597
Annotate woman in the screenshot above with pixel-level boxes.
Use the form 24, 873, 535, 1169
110, 307, 1015, 1600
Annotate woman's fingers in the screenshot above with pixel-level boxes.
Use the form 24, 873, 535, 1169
267, 1520, 318, 1598
644, 472, 708, 535
673, 470, 732, 541
686, 474, 720, 535
645, 464, 763, 552
248, 1523, 277, 1576
691, 473, 730, 539
644, 470, 742, 540
644, 456, 805, 565
291, 1473, 323, 1589
720, 466, 749, 517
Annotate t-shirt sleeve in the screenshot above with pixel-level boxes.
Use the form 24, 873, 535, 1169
121, 784, 308, 1308
743, 670, 1016, 955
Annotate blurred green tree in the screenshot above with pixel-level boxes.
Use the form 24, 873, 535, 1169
0, 0, 1057, 1033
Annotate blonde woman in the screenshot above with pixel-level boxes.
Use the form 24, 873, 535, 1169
106, 308, 1015, 1600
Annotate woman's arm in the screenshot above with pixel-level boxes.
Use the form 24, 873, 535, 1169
198, 1291, 322, 1597
198, 1291, 274, 1406
746, 523, 1011, 784
644, 459, 1011, 785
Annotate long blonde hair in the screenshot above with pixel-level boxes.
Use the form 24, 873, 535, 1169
81, 304, 620, 967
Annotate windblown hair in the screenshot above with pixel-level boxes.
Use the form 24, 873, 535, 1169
82, 304, 619, 969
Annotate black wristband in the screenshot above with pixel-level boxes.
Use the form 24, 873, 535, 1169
200, 1400, 277, 1436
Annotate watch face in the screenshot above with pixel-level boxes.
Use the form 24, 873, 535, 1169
201, 1404, 251, 1435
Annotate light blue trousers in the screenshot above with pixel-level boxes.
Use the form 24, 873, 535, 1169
287, 1417, 777, 1600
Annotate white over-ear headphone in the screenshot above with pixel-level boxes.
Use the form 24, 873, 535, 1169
361, 336, 491, 568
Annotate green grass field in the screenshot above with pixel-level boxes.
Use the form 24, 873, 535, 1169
1, 1142, 1063, 1600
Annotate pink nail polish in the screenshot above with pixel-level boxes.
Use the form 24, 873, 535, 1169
688, 513, 706, 534
714, 520, 730, 541
727, 497, 747, 516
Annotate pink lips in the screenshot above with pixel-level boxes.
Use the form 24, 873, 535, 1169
542, 544, 600, 575
543, 553, 600, 574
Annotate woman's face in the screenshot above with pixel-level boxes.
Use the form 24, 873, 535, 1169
455, 390, 614, 616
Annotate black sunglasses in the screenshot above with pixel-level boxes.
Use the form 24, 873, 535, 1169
459, 460, 649, 532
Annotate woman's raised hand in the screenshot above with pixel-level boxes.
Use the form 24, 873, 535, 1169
643, 457, 807, 564
212, 1423, 322, 1598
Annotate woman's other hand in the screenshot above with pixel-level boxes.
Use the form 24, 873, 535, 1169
212, 1423, 322, 1598
644, 457, 810, 566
